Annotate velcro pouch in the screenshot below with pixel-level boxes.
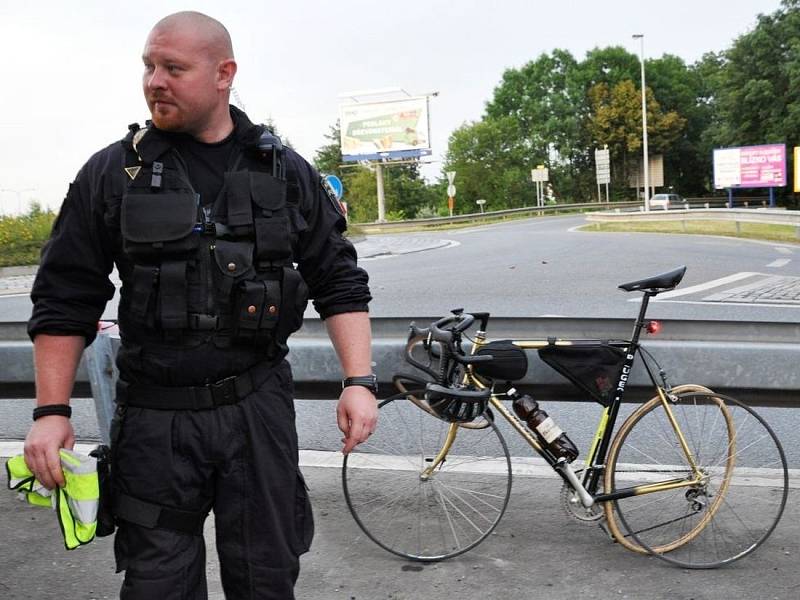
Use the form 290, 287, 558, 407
233, 279, 281, 343
251, 172, 287, 213
121, 192, 198, 258
213, 240, 255, 311
275, 267, 309, 347
251, 172, 291, 263
224, 171, 254, 230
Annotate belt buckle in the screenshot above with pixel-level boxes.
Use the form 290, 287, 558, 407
210, 376, 238, 406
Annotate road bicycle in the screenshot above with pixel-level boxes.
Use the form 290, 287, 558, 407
342, 266, 789, 568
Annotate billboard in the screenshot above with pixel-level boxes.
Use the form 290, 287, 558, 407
627, 155, 664, 188
340, 97, 431, 162
713, 144, 786, 189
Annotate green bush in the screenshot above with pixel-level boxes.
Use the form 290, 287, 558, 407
0, 204, 56, 267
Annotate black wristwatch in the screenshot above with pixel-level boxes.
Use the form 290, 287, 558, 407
342, 374, 378, 395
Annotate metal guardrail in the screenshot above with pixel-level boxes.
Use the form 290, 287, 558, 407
587, 207, 800, 230
3, 317, 799, 410
354, 197, 751, 233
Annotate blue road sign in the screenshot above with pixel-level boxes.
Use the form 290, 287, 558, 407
324, 174, 344, 200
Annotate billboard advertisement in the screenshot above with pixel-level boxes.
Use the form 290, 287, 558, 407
340, 97, 431, 162
713, 144, 786, 189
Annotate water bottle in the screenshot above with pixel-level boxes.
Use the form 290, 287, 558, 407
510, 390, 578, 463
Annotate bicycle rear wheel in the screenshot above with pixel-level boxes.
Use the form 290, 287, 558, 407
342, 395, 512, 561
604, 390, 788, 568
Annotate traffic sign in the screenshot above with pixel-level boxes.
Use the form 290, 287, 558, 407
324, 174, 344, 200
595, 148, 611, 184
531, 167, 549, 182
446, 171, 456, 185
447, 184, 456, 197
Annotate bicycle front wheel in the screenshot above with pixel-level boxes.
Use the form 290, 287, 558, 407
343, 396, 512, 562
604, 391, 788, 568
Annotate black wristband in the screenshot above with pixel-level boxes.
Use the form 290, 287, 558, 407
342, 374, 378, 395
32, 404, 72, 421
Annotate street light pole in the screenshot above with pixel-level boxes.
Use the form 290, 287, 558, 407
633, 34, 650, 212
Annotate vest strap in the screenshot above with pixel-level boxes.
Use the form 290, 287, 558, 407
158, 260, 188, 329
114, 491, 207, 535
129, 265, 158, 322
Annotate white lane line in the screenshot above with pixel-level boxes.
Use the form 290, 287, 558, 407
628, 272, 758, 301
776, 247, 793, 255
650, 299, 800, 309
766, 258, 791, 268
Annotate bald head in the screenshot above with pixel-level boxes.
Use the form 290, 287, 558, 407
142, 11, 238, 142
150, 11, 234, 63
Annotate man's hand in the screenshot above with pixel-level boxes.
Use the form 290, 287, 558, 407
337, 386, 378, 454
23, 415, 74, 489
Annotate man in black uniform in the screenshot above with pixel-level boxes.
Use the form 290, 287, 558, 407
23, 11, 377, 599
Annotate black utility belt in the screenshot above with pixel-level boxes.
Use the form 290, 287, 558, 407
117, 360, 278, 411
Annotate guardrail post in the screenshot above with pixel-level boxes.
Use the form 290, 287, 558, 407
83, 332, 119, 445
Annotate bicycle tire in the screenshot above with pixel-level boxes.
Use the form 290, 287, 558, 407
342, 395, 512, 562
604, 390, 788, 568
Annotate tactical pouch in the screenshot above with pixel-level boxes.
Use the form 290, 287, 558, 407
232, 278, 281, 345
251, 172, 291, 264
213, 239, 256, 313
89, 445, 115, 537
275, 267, 309, 347
121, 191, 199, 259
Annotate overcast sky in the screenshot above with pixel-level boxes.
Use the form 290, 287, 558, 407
0, 0, 782, 214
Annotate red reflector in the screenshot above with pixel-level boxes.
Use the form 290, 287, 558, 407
646, 320, 662, 334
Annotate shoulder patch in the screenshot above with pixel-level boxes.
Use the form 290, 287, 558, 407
321, 176, 345, 216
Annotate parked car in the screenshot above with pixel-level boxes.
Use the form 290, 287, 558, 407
650, 193, 683, 209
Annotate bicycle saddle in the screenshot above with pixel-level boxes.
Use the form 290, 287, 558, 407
618, 265, 686, 293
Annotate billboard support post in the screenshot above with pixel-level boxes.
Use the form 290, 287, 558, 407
375, 163, 386, 222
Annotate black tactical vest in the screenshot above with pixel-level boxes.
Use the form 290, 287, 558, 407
117, 124, 308, 358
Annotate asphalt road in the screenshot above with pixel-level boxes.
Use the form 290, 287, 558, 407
361, 215, 800, 322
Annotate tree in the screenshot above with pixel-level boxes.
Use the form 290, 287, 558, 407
711, 0, 800, 149
443, 116, 537, 211
313, 121, 345, 179
588, 80, 686, 191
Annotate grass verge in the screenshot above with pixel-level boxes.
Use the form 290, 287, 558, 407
581, 220, 800, 244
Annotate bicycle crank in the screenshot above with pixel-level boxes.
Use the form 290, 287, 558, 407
561, 482, 604, 523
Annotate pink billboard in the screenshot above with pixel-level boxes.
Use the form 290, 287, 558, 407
713, 144, 786, 189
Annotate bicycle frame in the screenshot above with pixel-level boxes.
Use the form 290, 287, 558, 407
461, 291, 708, 508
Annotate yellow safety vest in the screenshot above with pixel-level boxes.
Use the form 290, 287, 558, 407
5, 449, 100, 550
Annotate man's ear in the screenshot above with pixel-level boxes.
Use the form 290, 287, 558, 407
217, 58, 237, 91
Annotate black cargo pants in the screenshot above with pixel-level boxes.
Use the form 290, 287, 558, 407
111, 361, 314, 599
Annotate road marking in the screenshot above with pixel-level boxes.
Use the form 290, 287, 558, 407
766, 258, 791, 268
775, 247, 793, 255
650, 299, 800, 309
629, 272, 758, 301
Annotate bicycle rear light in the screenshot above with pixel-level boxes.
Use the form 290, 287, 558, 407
646, 320, 662, 334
